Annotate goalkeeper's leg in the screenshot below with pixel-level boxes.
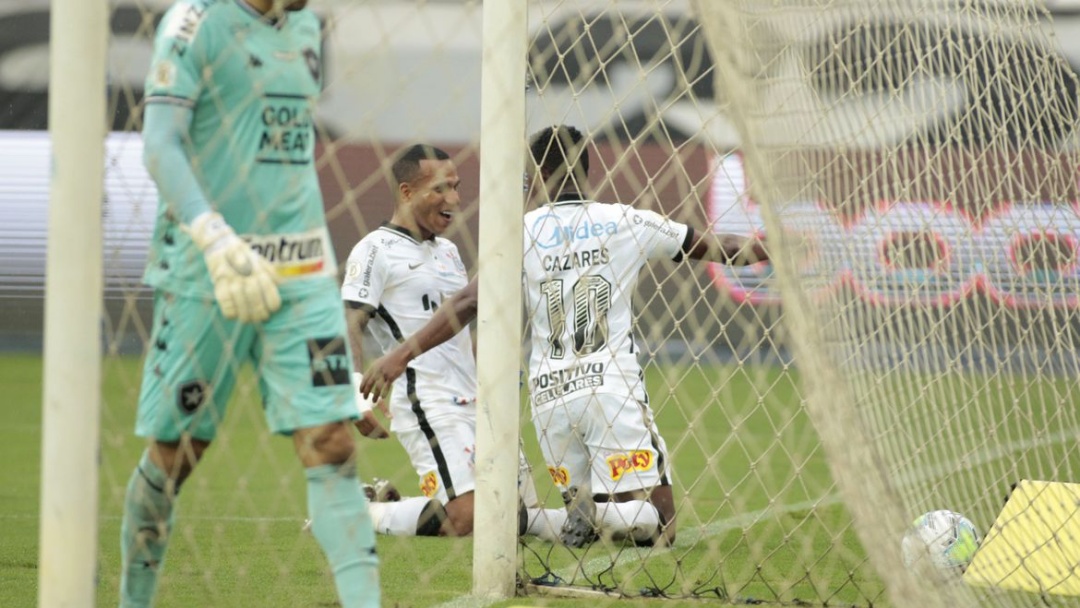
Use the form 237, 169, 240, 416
119, 438, 208, 608
120, 291, 243, 608
295, 422, 380, 608
264, 291, 380, 607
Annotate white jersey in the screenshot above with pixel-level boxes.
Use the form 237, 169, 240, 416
522, 199, 691, 410
342, 223, 476, 431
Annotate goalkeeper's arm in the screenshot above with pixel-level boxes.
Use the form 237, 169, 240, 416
142, 102, 212, 225
359, 278, 478, 401
142, 102, 281, 322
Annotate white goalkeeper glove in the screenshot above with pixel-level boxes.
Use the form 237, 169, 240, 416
186, 212, 281, 323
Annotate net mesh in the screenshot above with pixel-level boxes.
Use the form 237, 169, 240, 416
687, 0, 1080, 606
24, 0, 1079, 605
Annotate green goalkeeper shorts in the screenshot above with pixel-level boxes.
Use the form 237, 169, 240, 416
135, 286, 357, 441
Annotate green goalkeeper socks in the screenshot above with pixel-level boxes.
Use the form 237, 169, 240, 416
306, 463, 381, 608
119, 451, 176, 608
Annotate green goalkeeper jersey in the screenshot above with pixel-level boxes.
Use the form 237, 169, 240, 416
142, 0, 336, 298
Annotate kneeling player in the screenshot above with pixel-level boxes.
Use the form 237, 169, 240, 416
341, 144, 564, 540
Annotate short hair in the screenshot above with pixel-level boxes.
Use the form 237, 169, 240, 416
391, 144, 451, 186
529, 125, 589, 185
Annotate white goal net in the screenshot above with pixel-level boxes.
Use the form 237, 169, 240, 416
22, 0, 1080, 606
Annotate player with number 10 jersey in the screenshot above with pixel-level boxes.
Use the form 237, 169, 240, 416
522, 201, 690, 410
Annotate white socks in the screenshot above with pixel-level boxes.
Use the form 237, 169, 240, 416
524, 507, 567, 542
367, 497, 437, 536
597, 500, 660, 542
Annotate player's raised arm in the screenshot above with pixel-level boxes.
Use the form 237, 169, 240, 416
684, 230, 769, 265
360, 276, 478, 401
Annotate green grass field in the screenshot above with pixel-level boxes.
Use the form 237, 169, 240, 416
4, 352, 1077, 607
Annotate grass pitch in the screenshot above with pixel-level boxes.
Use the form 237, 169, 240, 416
5, 352, 1077, 607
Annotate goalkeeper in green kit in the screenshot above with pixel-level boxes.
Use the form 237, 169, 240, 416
119, 1, 379, 606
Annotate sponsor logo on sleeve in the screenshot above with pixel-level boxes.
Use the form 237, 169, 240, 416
632, 212, 680, 240
151, 60, 177, 89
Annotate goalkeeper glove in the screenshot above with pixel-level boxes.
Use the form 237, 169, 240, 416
186, 212, 281, 323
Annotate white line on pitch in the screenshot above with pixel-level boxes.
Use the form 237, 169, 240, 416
0, 514, 301, 523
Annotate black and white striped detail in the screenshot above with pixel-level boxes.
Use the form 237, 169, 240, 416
372, 301, 458, 501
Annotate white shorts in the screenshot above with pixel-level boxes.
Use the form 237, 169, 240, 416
396, 409, 476, 504
532, 392, 671, 498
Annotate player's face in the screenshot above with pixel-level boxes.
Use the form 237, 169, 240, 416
403, 159, 461, 239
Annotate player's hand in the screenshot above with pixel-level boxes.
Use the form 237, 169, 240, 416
360, 350, 410, 402
352, 372, 391, 439
187, 212, 281, 323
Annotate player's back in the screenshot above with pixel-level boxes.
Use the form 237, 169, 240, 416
522, 199, 689, 407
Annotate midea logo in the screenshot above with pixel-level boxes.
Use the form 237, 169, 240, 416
531, 213, 618, 250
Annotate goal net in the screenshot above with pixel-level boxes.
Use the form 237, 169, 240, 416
26, 0, 1080, 606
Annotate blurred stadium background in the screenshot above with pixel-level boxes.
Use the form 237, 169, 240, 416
7, 1, 1080, 606
4, 0, 1078, 356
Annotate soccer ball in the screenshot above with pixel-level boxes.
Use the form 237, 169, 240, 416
900, 510, 981, 578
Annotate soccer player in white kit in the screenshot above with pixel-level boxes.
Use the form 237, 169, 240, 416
361, 125, 767, 547
522, 125, 767, 546
341, 145, 560, 539
340, 145, 471, 536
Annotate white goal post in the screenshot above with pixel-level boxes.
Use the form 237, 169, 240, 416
38, 1, 108, 607
473, 0, 528, 599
